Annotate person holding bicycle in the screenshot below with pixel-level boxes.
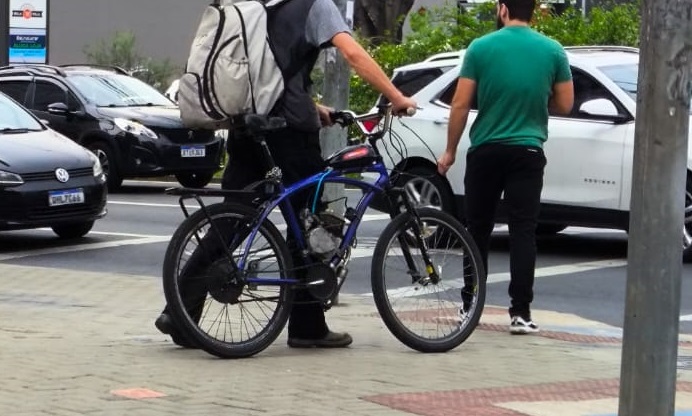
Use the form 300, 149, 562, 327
437, 0, 573, 334
155, 0, 416, 349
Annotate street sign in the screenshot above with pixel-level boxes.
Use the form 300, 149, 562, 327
4, 0, 49, 65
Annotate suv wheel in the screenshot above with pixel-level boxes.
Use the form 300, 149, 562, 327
684, 176, 692, 261
396, 166, 454, 214
175, 171, 215, 188
88, 142, 122, 190
52, 221, 94, 239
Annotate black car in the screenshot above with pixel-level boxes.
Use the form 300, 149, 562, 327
0, 64, 225, 189
0, 91, 107, 238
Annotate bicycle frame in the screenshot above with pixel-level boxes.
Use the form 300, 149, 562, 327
237, 157, 392, 284
169, 106, 439, 290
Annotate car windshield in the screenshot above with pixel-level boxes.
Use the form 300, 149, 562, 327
67, 74, 174, 107
599, 63, 691, 112
0, 93, 44, 132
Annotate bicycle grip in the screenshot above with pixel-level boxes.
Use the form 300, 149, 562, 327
406, 107, 417, 116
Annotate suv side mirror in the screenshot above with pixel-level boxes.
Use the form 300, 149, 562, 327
47, 102, 70, 116
579, 98, 631, 124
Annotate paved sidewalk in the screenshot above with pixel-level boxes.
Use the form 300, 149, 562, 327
2, 263, 692, 416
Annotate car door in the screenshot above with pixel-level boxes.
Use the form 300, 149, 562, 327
542, 68, 630, 211
29, 80, 83, 140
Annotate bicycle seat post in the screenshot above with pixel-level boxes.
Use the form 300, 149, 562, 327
258, 138, 277, 170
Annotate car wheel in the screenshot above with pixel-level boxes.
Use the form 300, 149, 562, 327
395, 166, 455, 214
683, 178, 692, 261
52, 221, 94, 239
175, 171, 215, 188
88, 142, 122, 190
536, 224, 567, 235
395, 167, 457, 248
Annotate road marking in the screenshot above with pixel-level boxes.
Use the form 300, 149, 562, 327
359, 258, 628, 297
0, 236, 170, 261
681, 315, 692, 322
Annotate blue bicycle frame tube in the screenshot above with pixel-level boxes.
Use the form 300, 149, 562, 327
240, 159, 390, 285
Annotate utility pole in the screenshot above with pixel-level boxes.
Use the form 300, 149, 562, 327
320, 0, 353, 305
0, 0, 8, 66
618, 0, 692, 414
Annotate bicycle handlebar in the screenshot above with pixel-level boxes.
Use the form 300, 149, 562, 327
329, 105, 417, 138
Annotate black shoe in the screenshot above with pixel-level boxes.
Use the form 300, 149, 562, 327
287, 331, 353, 348
154, 313, 174, 335
154, 313, 199, 349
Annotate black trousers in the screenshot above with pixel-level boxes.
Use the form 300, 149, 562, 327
163, 127, 329, 339
463, 143, 546, 318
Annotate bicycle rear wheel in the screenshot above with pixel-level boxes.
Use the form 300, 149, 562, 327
162, 202, 294, 358
371, 207, 485, 353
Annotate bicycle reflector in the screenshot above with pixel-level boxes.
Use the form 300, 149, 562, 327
360, 116, 381, 133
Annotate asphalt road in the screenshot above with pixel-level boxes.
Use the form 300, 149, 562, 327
3, 179, 692, 334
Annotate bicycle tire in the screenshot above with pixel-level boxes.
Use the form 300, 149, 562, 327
162, 202, 294, 358
371, 207, 486, 353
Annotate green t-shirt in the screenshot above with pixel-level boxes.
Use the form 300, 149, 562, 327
460, 26, 572, 149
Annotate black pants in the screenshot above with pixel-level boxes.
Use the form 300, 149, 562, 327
163, 127, 329, 339
464, 143, 546, 318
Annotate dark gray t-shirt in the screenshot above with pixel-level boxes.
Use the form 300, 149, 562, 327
268, 0, 350, 132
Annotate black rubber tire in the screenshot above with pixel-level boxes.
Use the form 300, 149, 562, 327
51, 221, 94, 239
683, 176, 692, 262
395, 166, 455, 214
175, 171, 215, 188
87, 141, 122, 190
371, 207, 486, 353
536, 223, 567, 235
162, 202, 294, 358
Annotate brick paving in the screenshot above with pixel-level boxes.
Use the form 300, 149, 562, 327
2, 262, 692, 415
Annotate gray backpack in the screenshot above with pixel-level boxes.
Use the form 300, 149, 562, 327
178, 0, 287, 129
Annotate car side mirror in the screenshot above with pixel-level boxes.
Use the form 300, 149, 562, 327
579, 99, 631, 124
47, 102, 69, 116
40, 119, 50, 126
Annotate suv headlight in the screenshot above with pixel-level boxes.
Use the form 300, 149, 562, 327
88, 151, 103, 177
113, 118, 158, 140
0, 170, 24, 187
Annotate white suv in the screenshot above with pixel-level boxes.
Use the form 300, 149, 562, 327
374, 46, 692, 257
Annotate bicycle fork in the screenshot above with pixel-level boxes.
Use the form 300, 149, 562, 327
389, 189, 440, 286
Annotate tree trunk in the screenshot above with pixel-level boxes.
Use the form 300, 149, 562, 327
354, 0, 415, 45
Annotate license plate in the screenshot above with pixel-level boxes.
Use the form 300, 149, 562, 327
181, 145, 205, 158
49, 188, 85, 207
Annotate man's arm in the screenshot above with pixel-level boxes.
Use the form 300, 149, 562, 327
549, 47, 574, 116
330, 33, 416, 113
549, 81, 574, 115
437, 77, 476, 175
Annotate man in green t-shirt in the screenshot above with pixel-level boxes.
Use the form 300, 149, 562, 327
437, 0, 574, 334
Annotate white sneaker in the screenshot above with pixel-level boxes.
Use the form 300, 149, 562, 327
510, 316, 539, 334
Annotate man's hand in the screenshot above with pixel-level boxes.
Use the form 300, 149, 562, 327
390, 95, 418, 117
437, 150, 456, 176
316, 103, 335, 127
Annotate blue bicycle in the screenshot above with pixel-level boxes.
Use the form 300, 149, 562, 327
161, 106, 486, 358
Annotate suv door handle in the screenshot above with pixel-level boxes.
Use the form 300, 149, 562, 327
434, 118, 449, 125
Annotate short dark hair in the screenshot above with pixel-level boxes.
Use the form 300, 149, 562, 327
498, 0, 536, 22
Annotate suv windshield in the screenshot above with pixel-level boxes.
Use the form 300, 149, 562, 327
67, 73, 174, 107
600, 63, 691, 111
0, 93, 44, 132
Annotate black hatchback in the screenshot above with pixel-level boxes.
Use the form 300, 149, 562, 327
0, 91, 107, 238
0, 64, 225, 189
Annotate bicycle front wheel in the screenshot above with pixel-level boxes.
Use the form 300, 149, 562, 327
162, 202, 294, 358
371, 207, 486, 353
